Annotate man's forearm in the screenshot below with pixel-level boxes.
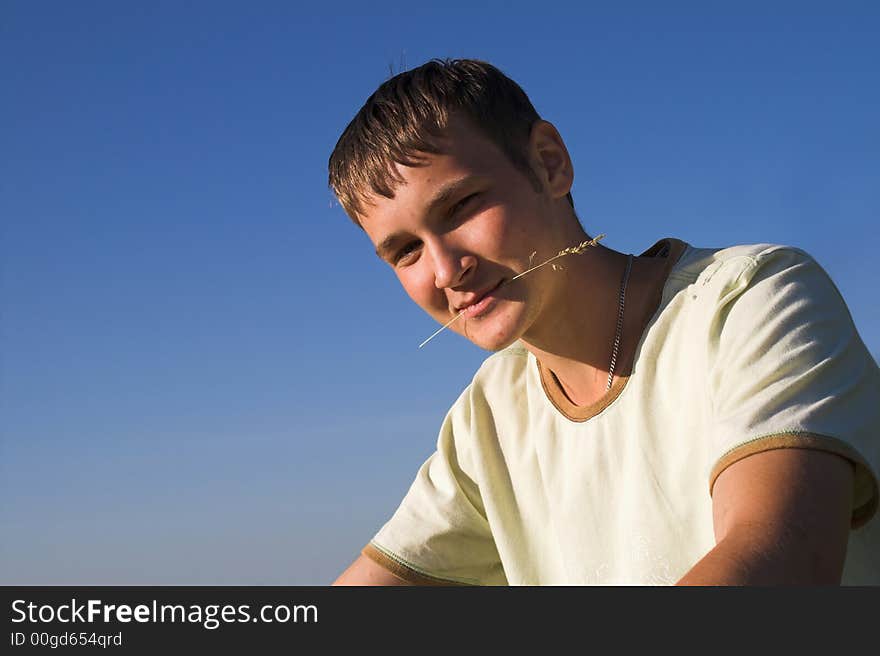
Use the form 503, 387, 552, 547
676, 526, 843, 586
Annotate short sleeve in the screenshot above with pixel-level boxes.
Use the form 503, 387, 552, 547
707, 246, 880, 528
363, 388, 507, 585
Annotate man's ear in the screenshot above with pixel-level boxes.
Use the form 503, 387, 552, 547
528, 120, 574, 200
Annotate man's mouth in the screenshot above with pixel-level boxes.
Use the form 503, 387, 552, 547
456, 280, 504, 318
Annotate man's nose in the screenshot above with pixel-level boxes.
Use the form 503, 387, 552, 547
429, 238, 476, 290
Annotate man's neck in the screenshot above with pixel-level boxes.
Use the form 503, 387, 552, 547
519, 247, 669, 408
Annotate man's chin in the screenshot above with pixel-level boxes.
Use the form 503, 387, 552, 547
464, 330, 521, 353
456, 310, 526, 352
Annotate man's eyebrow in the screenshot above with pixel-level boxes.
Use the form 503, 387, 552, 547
425, 175, 482, 217
374, 176, 483, 260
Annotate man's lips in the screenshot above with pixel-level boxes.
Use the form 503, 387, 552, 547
454, 280, 504, 317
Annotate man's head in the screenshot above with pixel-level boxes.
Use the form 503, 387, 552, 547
328, 58, 573, 226
328, 59, 586, 351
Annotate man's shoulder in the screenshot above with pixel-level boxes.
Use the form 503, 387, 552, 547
667, 240, 820, 292
447, 343, 535, 415
471, 342, 532, 390
442, 343, 536, 442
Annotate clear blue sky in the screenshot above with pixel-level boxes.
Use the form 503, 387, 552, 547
2, 1, 877, 584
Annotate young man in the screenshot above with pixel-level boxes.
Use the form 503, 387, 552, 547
327, 59, 879, 585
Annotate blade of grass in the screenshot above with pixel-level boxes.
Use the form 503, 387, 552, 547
418, 234, 606, 348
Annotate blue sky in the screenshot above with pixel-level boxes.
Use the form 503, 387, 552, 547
2, 1, 878, 584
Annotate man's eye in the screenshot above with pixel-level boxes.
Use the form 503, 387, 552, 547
394, 242, 420, 265
449, 193, 479, 217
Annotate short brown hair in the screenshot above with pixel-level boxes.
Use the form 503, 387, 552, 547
328, 58, 572, 226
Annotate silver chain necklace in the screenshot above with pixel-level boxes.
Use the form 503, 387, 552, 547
606, 254, 633, 391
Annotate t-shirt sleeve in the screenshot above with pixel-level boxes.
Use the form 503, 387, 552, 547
707, 246, 880, 528
362, 387, 506, 585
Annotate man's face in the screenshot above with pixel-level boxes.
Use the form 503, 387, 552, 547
358, 116, 573, 352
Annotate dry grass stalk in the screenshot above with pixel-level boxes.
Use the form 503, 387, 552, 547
418, 234, 606, 348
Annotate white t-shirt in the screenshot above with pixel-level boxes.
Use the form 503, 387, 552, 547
363, 238, 880, 585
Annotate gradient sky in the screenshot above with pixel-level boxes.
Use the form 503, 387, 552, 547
2, 1, 878, 584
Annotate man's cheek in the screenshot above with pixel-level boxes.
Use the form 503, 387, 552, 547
401, 284, 439, 317
401, 273, 444, 312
